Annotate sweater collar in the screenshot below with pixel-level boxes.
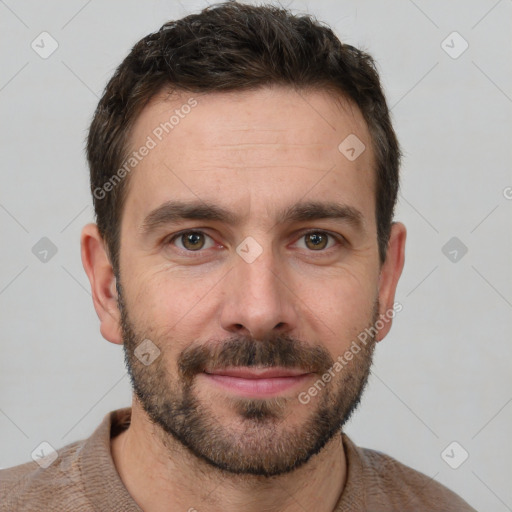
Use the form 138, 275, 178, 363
80, 407, 364, 511
81, 407, 141, 511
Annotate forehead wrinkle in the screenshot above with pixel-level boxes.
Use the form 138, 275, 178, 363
204, 142, 329, 149
177, 143, 338, 171
184, 164, 333, 172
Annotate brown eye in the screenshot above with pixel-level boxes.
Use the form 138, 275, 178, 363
171, 231, 215, 252
182, 232, 204, 250
304, 232, 329, 250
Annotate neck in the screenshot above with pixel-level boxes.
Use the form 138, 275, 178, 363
111, 400, 347, 512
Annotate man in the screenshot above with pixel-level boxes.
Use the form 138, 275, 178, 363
0, 2, 476, 511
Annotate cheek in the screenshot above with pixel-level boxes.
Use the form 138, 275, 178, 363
129, 271, 210, 347
304, 270, 378, 354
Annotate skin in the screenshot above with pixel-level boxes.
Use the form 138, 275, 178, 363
81, 85, 406, 512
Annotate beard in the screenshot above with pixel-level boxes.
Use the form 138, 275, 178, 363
116, 280, 378, 478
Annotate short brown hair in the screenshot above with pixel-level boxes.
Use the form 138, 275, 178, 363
86, 0, 401, 275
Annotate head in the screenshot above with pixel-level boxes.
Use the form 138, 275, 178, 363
81, 1, 406, 477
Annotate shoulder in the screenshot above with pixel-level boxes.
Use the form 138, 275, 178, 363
0, 408, 132, 512
342, 435, 477, 511
0, 439, 95, 511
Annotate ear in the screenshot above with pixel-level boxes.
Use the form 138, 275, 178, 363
375, 222, 406, 342
81, 223, 123, 345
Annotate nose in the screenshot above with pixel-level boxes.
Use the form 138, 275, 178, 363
219, 245, 298, 341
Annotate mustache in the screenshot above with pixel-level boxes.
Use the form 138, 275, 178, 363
178, 333, 334, 384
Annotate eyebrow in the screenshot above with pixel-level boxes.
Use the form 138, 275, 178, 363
139, 199, 364, 236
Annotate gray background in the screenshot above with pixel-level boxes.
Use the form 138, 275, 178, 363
1, 1, 511, 510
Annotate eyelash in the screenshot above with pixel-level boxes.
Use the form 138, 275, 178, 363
166, 229, 345, 256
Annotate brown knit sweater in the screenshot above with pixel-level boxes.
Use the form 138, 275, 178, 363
0, 408, 476, 511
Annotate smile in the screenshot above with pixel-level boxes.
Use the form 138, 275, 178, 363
201, 367, 313, 397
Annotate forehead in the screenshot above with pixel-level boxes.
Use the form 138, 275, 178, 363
121, 86, 375, 232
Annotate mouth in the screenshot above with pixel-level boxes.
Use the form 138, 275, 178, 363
201, 366, 313, 397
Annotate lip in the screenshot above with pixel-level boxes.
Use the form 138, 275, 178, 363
205, 366, 310, 379
201, 367, 313, 397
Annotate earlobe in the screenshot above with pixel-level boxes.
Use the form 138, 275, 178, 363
376, 222, 406, 342
80, 223, 123, 345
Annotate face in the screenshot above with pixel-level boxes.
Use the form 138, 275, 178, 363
106, 86, 398, 476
